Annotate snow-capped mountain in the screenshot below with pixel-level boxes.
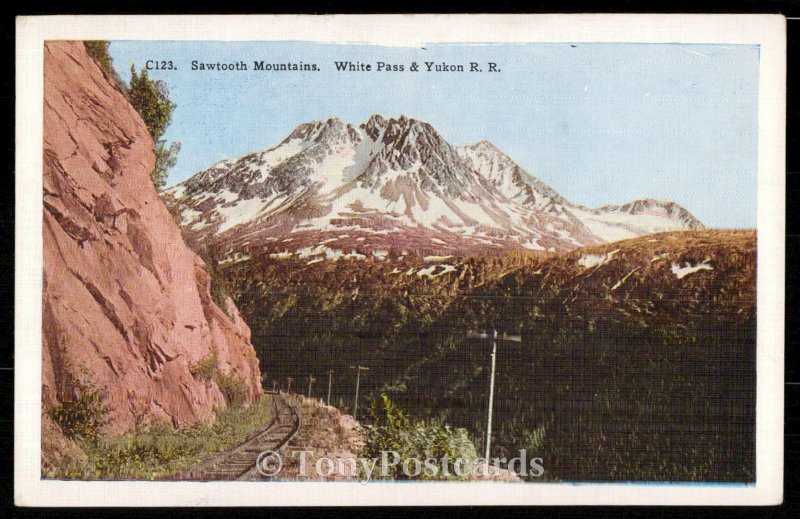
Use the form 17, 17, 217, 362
164, 115, 704, 257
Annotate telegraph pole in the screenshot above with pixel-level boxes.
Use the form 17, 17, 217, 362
485, 330, 498, 461
466, 329, 521, 461
307, 375, 316, 398
327, 370, 333, 406
350, 366, 370, 419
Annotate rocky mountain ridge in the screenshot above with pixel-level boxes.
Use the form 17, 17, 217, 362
165, 115, 704, 259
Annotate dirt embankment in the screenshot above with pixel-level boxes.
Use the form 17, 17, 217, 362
272, 395, 519, 482
276, 395, 365, 481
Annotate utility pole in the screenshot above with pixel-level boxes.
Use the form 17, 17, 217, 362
307, 375, 316, 398
272, 380, 277, 393
327, 370, 333, 406
485, 330, 498, 461
350, 366, 370, 419
287, 377, 293, 394
466, 328, 521, 461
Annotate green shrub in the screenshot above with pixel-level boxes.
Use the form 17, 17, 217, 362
190, 352, 249, 407
127, 65, 180, 189
128, 66, 175, 142
208, 263, 231, 316
83, 44, 180, 189
523, 425, 547, 452
55, 396, 273, 480
370, 392, 410, 429
84, 41, 112, 75
215, 371, 249, 407
359, 393, 478, 480
153, 141, 181, 190
83, 41, 127, 94
50, 377, 108, 441
189, 352, 219, 382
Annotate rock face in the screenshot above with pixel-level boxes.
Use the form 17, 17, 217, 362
42, 41, 262, 434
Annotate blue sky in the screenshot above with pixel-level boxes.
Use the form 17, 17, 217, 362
109, 41, 759, 228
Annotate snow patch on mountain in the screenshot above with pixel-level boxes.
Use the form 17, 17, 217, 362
671, 259, 714, 279
577, 249, 620, 268
165, 114, 704, 255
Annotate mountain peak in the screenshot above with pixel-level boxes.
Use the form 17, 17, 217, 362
459, 140, 516, 168
361, 114, 387, 139
597, 199, 705, 229
167, 114, 704, 254
284, 117, 353, 144
467, 139, 501, 152
360, 114, 436, 139
380, 115, 439, 146
353, 114, 488, 201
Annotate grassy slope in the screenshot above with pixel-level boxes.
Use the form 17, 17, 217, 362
220, 230, 756, 481
44, 394, 274, 480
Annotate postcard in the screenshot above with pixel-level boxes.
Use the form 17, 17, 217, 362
15, 14, 786, 506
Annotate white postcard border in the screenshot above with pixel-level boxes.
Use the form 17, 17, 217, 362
15, 14, 786, 506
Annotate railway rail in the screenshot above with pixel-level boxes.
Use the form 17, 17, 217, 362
182, 392, 301, 480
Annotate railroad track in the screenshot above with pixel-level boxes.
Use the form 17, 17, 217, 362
182, 392, 301, 480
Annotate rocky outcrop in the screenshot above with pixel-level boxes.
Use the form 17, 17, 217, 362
42, 41, 262, 434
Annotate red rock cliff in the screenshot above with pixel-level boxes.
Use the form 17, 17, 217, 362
42, 41, 262, 433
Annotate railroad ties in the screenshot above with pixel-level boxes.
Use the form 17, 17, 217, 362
182, 392, 301, 480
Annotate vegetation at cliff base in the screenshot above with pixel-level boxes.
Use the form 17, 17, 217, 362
189, 352, 250, 407
44, 394, 273, 480
49, 370, 108, 442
